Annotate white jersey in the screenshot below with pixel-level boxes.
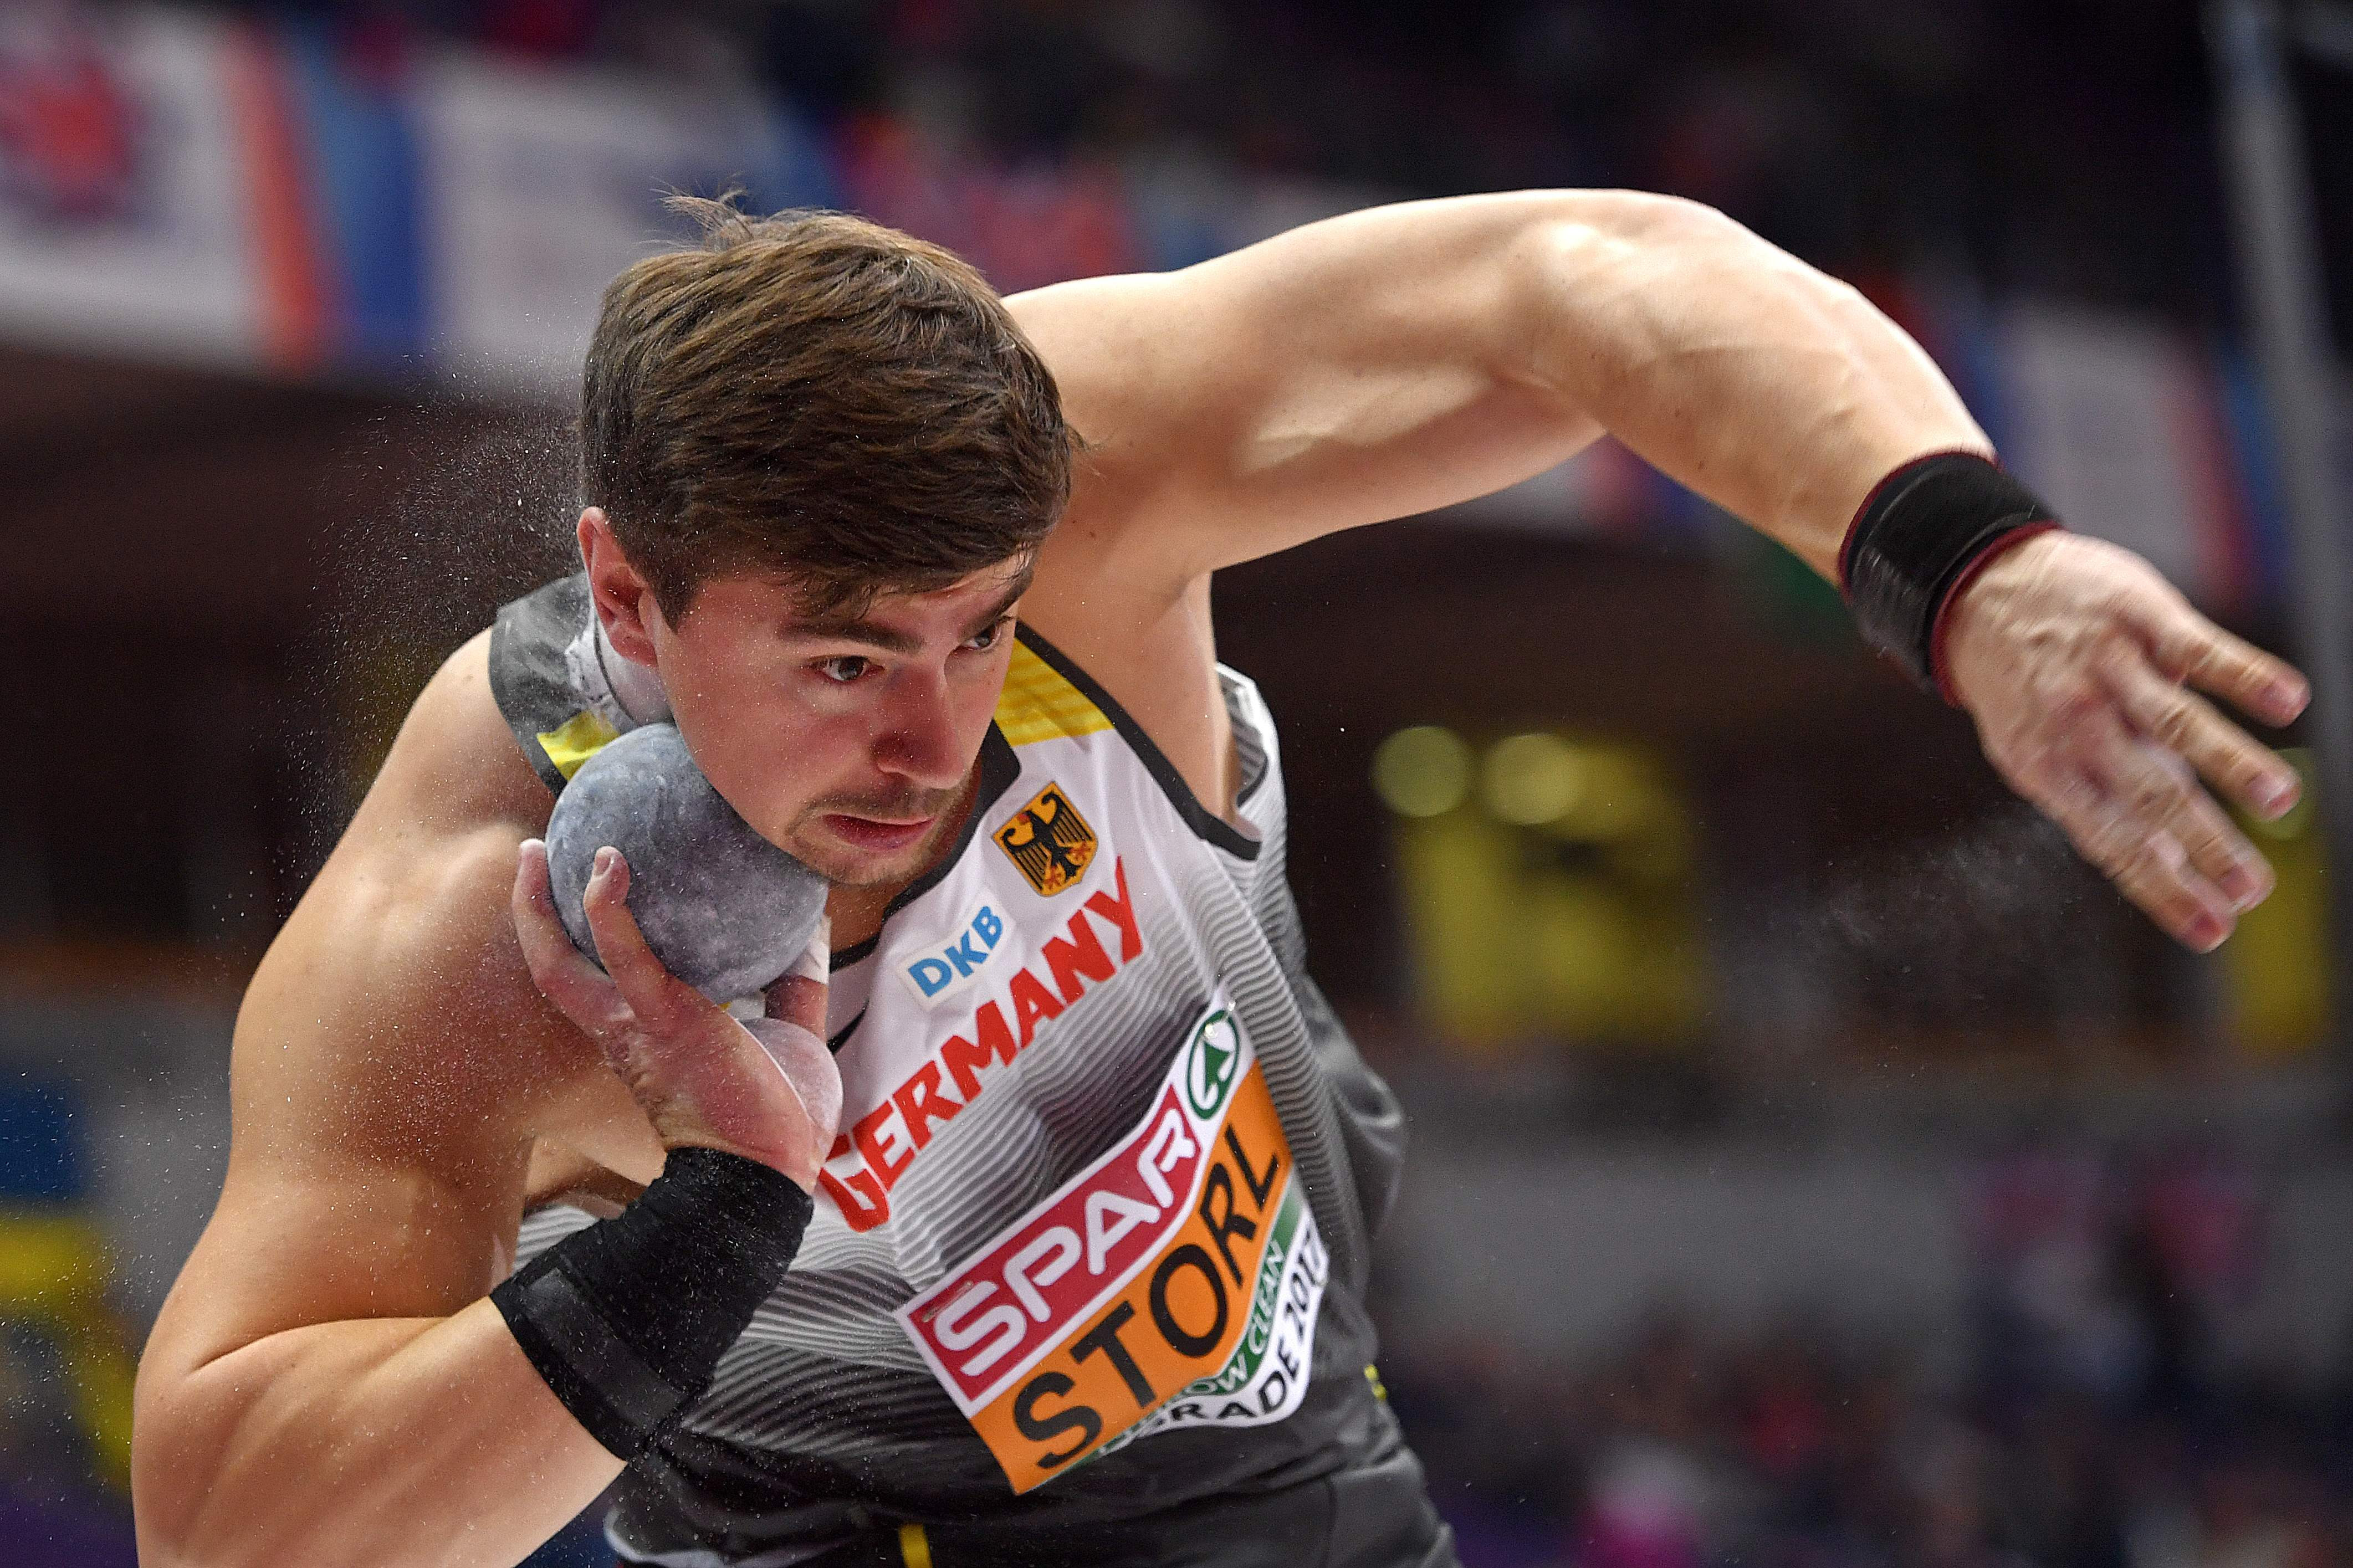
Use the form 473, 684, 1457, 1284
490, 576, 1409, 1562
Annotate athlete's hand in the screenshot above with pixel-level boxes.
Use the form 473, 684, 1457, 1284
1941, 531, 2310, 951
510, 839, 841, 1188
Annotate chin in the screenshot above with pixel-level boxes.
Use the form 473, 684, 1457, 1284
817, 850, 930, 890
790, 823, 952, 890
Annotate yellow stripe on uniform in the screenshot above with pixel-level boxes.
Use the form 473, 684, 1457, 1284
536, 710, 621, 781
897, 1521, 933, 1568
995, 642, 1111, 747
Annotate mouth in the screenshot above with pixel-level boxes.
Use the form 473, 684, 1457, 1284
821, 812, 939, 854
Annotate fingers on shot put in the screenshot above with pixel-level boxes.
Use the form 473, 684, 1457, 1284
511, 837, 633, 1039
763, 913, 833, 1038
577, 847, 695, 1029
515, 732, 846, 1136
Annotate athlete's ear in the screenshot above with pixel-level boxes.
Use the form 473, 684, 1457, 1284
579, 507, 662, 667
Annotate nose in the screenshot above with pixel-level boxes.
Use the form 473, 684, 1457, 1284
873, 669, 966, 792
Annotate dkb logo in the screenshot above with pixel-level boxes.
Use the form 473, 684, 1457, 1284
899, 904, 1007, 1008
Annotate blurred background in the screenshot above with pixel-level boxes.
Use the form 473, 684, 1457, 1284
1, 0, 2349, 1563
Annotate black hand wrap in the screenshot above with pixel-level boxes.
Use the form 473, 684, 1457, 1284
1838, 450, 2063, 700
492, 1146, 814, 1459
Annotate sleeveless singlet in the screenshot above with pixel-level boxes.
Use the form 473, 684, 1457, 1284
490, 575, 1414, 1565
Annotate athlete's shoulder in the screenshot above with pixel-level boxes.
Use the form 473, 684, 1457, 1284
255, 627, 553, 1054
233, 626, 599, 1165
284, 628, 563, 1054
362, 627, 557, 853
268, 627, 553, 996
1006, 283, 1230, 799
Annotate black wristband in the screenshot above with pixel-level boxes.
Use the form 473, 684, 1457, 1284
492, 1146, 814, 1459
1838, 451, 2060, 696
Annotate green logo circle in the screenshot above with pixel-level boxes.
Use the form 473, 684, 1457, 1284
1186, 1011, 1240, 1118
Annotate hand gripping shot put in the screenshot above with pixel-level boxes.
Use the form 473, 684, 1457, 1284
132, 192, 2311, 1568
545, 721, 831, 1005
495, 723, 840, 1463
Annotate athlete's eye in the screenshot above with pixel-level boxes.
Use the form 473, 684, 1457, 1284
964, 617, 1014, 653
815, 655, 872, 684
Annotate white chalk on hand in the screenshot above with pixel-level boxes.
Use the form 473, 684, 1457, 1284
740, 1016, 842, 1140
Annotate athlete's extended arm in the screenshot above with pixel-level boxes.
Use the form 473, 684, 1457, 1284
1015, 190, 2310, 950
132, 638, 832, 1568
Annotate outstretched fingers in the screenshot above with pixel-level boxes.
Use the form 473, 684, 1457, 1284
2084, 706, 2268, 916
2009, 710, 2247, 950
2045, 768, 2224, 950
2099, 642, 2300, 822
2130, 586, 2309, 730
1954, 535, 2311, 952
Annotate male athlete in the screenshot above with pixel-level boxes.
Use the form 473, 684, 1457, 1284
132, 192, 2309, 1568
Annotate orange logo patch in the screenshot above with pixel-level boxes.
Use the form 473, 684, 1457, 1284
897, 998, 1326, 1493
994, 783, 1098, 896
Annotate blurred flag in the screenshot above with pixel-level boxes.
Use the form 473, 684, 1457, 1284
0, 7, 282, 367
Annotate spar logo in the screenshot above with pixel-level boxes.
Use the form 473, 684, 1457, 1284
898, 902, 1006, 1009
897, 995, 1327, 1493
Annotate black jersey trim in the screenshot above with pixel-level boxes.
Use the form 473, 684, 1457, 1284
1224, 672, 1273, 811
489, 575, 595, 797
827, 724, 1024, 973
1014, 624, 1264, 862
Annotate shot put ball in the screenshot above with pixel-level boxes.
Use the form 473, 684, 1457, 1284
545, 722, 829, 1002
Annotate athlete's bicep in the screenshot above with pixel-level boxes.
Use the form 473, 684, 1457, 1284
146, 809, 589, 1378
1012, 193, 1606, 590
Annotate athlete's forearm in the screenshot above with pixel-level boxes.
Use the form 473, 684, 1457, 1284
134, 1300, 621, 1568
1521, 192, 1989, 577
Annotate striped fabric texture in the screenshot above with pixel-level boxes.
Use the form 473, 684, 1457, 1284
494, 576, 1408, 1562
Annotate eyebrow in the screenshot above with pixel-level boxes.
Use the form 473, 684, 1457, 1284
789, 564, 1036, 655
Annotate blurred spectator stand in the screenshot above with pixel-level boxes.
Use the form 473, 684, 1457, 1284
0, 1077, 138, 1566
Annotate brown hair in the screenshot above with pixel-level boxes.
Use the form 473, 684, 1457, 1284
580, 196, 1073, 621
